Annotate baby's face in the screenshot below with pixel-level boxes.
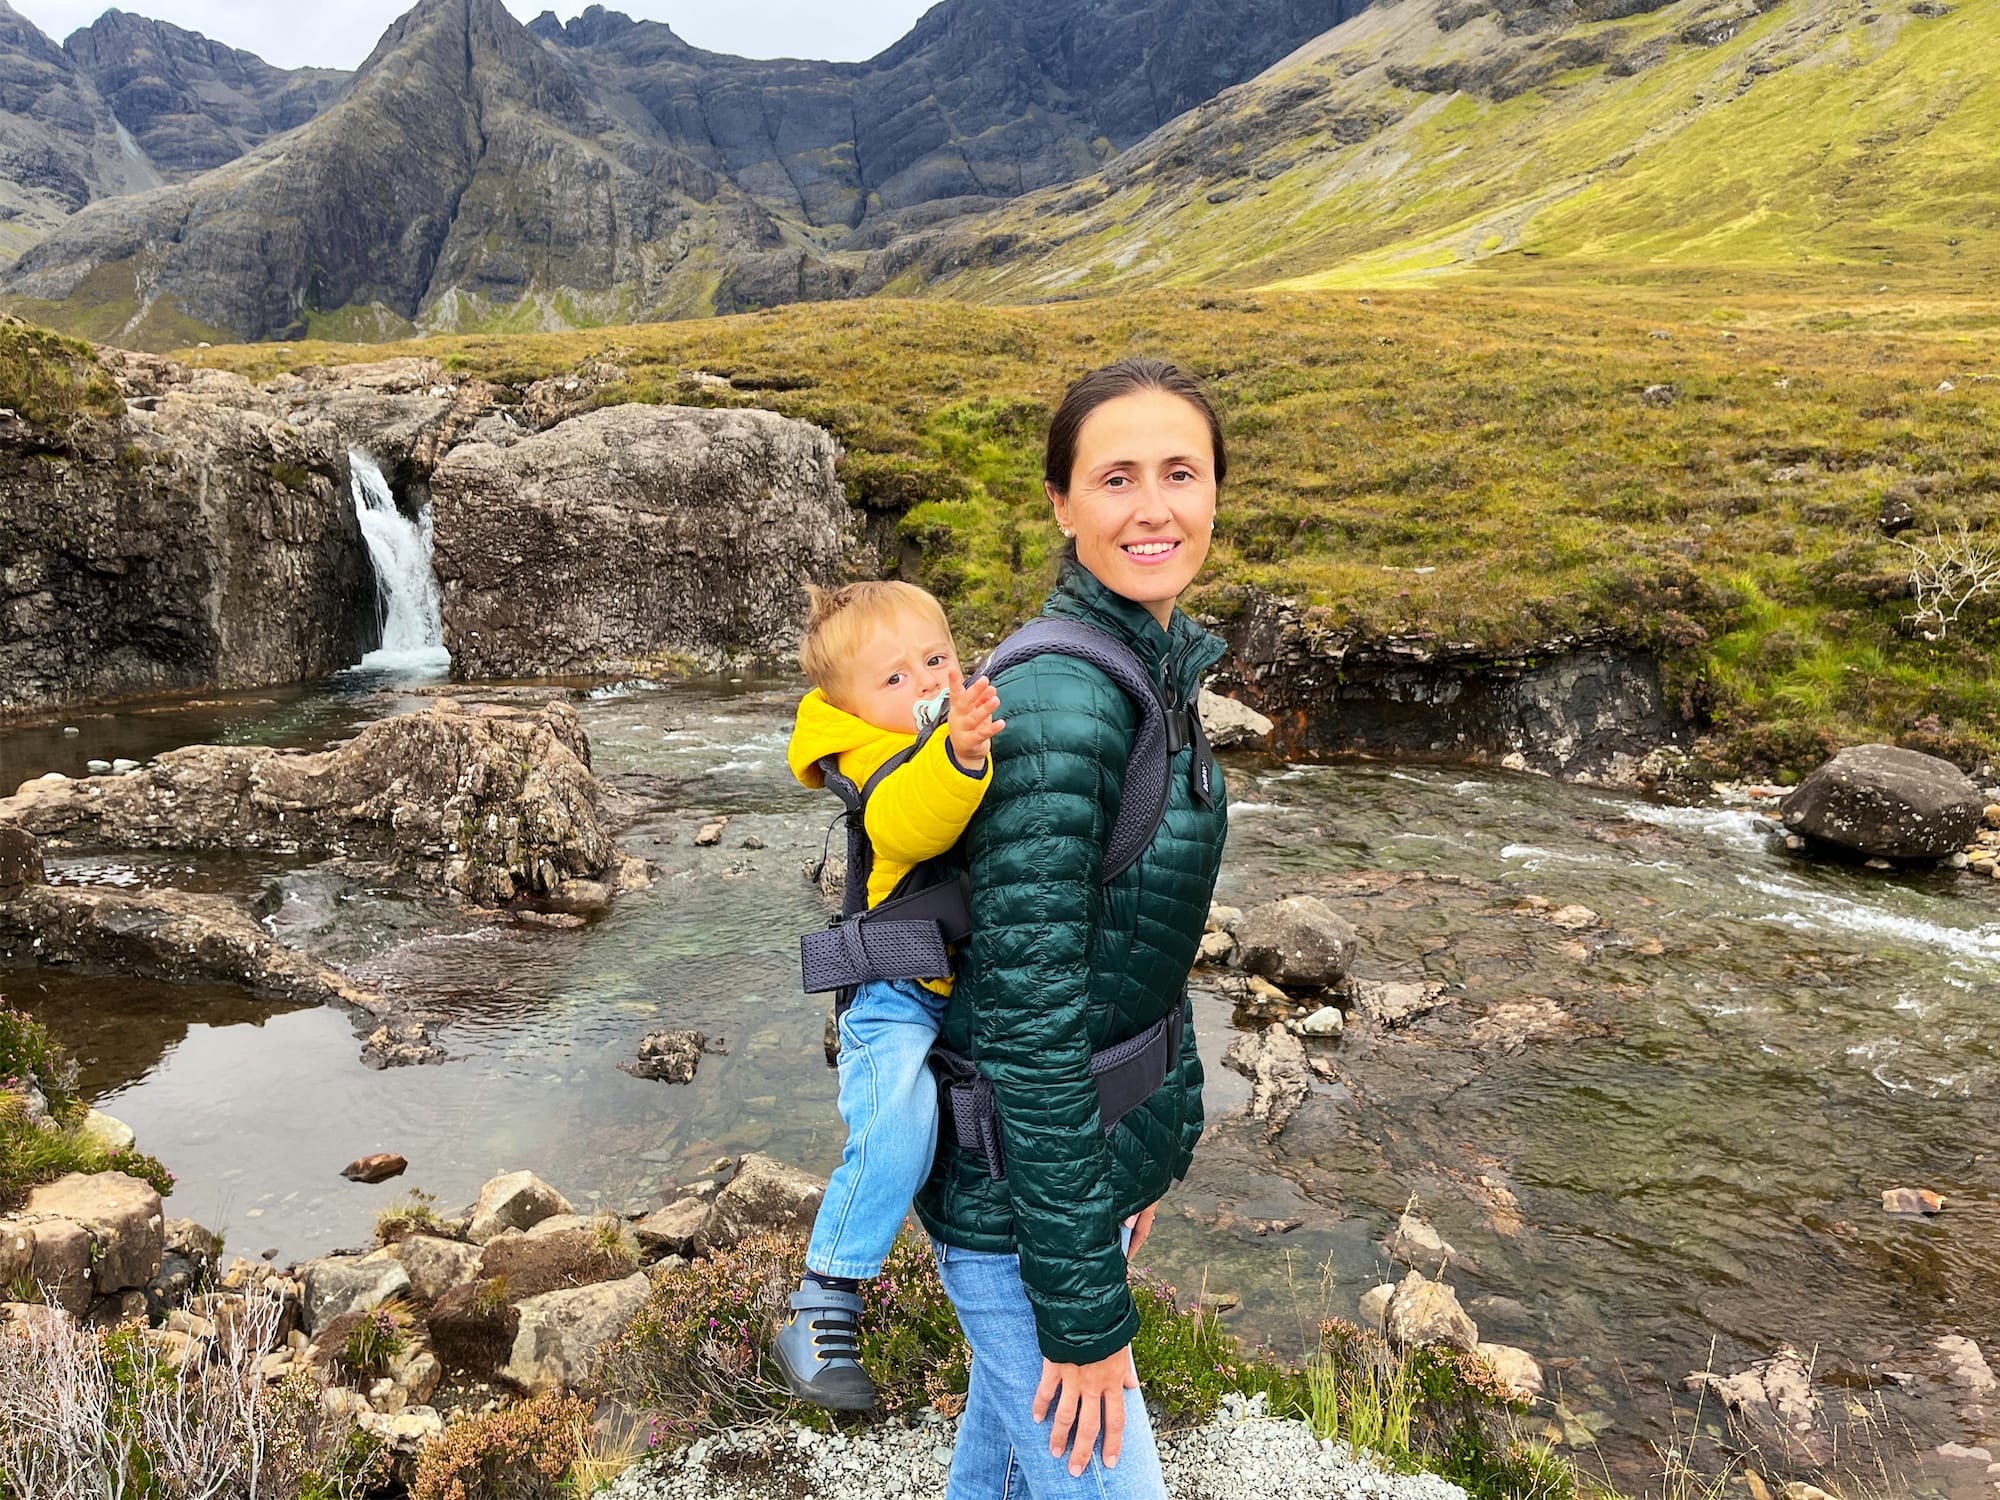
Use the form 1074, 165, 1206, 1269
837, 609, 964, 735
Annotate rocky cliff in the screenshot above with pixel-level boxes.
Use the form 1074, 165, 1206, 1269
0, 0, 1366, 344
61, 11, 349, 178
0, 321, 374, 719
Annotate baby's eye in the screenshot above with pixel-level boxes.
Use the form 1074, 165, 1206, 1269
926, 654, 948, 668
885, 672, 905, 687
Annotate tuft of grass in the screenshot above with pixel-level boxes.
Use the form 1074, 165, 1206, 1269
0, 1011, 175, 1209
340, 1303, 411, 1380
373, 1188, 442, 1246
0, 317, 122, 438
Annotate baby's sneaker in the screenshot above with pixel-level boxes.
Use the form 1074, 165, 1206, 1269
770, 1275, 878, 1411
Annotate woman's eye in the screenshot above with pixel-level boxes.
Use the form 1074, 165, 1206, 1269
1169, 467, 1195, 483
1104, 474, 1128, 489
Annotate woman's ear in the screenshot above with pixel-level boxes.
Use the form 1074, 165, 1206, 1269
1046, 482, 1071, 535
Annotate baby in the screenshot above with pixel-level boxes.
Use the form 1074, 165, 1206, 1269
772, 580, 1003, 1409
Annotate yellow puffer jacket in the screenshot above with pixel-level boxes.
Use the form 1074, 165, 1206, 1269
788, 689, 991, 994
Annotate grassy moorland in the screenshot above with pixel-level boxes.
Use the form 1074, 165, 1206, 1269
186, 278, 2000, 773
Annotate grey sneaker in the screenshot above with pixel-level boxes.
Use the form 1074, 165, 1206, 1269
770, 1282, 878, 1411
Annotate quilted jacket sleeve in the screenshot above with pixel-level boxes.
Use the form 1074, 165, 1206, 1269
1171, 989, 1204, 1179
960, 658, 1137, 1365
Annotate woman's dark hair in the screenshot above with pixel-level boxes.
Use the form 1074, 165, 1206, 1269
1042, 357, 1227, 497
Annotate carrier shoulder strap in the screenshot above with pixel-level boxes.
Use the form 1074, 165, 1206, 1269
978, 617, 1173, 886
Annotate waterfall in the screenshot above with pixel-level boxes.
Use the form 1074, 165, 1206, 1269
349, 450, 450, 674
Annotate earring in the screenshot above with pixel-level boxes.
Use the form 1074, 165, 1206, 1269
1060, 526, 1074, 537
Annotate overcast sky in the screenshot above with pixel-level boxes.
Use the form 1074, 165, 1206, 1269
15, 1, 939, 69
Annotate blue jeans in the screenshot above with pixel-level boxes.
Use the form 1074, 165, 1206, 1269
934, 1238, 1165, 1500
805, 979, 948, 1280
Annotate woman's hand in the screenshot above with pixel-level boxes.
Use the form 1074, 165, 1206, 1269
948, 675, 1004, 768
1033, 1349, 1141, 1475
1123, 1202, 1158, 1259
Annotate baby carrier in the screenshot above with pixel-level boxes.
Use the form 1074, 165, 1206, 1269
799, 616, 1219, 1179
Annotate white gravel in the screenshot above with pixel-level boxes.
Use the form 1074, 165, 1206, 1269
607, 1394, 1470, 1500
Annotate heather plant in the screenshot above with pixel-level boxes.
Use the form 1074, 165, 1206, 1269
409, 1390, 593, 1500
340, 1302, 412, 1379
0, 1007, 80, 1123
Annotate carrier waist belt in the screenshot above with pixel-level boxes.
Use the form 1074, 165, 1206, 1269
930, 1001, 1186, 1182
799, 873, 973, 994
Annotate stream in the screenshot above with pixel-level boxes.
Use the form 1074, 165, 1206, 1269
2, 670, 1996, 1497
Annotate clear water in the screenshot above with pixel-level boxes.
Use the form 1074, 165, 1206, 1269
4, 677, 1997, 1493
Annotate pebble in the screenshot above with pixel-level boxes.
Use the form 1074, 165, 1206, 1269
605, 1401, 1472, 1500
1881, 1186, 1944, 1215
1296, 1004, 1344, 1037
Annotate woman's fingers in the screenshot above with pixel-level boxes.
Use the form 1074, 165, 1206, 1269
1126, 1203, 1157, 1259
1068, 1393, 1104, 1477
1031, 1360, 1061, 1423
1049, 1384, 1082, 1462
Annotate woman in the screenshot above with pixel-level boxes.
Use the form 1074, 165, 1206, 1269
915, 358, 1230, 1497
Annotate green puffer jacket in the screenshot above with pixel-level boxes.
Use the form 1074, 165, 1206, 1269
915, 561, 1230, 1364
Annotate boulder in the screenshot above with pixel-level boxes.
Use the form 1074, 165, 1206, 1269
77, 1111, 135, 1154
1234, 896, 1358, 991
1683, 1346, 1826, 1459
23, 1172, 163, 1294
1220, 1024, 1311, 1139
1477, 1342, 1545, 1401
0, 700, 617, 907
0, 1221, 33, 1288
467, 1172, 575, 1245
1197, 930, 1236, 965
0, 826, 42, 898
619, 1029, 707, 1084
28, 1216, 94, 1315
341, 1154, 409, 1184
475, 1227, 637, 1300
501, 1271, 651, 1394
631, 1198, 708, 1259
1357, 1283, 1395, 1332
1383, 1271, 1479, 1353
430, 406, 850, 678
697, 1155, 826, 1254
1384, 1206, 1457, 1269
1780, 745, 1984, 860
389, 1235, 482, 1303
301, 1254, 412, 1335
1198, 691, 1275, 750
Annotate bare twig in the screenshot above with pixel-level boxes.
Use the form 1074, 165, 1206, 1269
1898, 520, 2000, 639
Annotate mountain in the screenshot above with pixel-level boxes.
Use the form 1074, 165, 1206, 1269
0, 0, 1367, 345
63, 10, 349, 178
872, 0, 2000, 297
0, 0, 162, 261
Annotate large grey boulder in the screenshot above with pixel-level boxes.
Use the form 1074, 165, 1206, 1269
22, 1172, 163, 1295
389, 1235, 482, 1303
502, 1271, 651, 1394
431, 405, 849, 678
1234, 896, 1358, 992
468, 1172, 575, 1245
0, 826, 42, 898
1780, 745, 1984, 860
697, 1155, 826, 1254
301, 1253, 411, 1334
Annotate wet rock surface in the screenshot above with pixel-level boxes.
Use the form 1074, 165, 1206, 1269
0, 699, 615, 906
621, 1029, 709, 1084
1780, 744, 1985, 860
1234, 896, 1358, 992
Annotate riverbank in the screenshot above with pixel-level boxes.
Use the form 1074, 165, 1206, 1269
5, 676, 1999, 1498
176, 281, 2000, 776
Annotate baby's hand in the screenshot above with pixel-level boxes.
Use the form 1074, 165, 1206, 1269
948, 676, 1004, 769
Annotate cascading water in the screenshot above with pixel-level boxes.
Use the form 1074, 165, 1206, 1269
348, 450, 449, 674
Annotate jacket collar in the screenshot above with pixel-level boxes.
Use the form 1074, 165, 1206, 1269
1042, 558, 1227, 701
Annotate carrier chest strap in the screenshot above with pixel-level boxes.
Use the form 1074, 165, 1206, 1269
930, 1000, 1186, 1181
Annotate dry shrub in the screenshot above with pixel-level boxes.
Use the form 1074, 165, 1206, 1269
409, 1391, 591, 1500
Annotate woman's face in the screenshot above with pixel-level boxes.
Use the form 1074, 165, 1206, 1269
1048, 388, 1217, 626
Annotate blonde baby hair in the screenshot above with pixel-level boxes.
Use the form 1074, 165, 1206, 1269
800, 581, 955, 702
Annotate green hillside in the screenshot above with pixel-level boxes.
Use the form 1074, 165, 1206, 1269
189, 281, 2000, 774
893, 0, 2000, 298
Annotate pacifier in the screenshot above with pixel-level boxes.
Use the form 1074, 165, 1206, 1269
913, 689, 951, 732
